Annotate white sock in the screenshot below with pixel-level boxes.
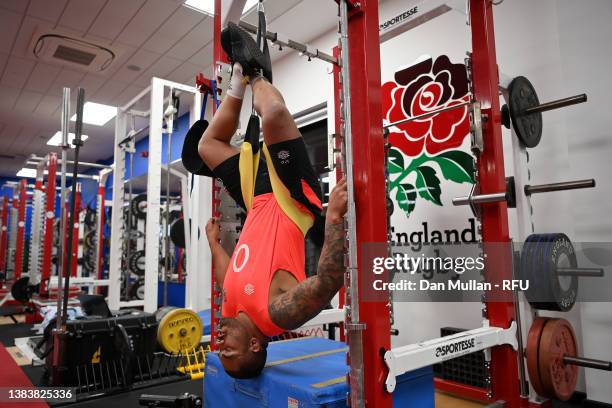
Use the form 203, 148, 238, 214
226, 63, 246, 100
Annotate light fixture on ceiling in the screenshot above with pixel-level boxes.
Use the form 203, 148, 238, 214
47, 132, 90, 148
70, 101, 116, 126
16, 168, 37, 178
184, 0, 259, 16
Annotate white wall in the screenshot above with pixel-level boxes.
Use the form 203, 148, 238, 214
261, 0, 611, 401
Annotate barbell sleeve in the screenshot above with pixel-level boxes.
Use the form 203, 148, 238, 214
522, 94, 587, 115
524, 179, 595, 196
452, 192, 507, 206
557, 267, 605, 277
563, 356, 612, 371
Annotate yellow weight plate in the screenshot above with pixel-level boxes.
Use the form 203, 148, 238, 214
157, 308, 203, 354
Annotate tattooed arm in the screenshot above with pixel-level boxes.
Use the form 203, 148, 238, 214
206, 217, 230, 286
269, 179, 348, 330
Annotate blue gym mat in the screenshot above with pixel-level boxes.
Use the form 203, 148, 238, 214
204, 337, 434, 407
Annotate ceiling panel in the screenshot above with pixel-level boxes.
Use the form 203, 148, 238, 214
0, 52, 8, 77
113, 84, 145, 107
1, 56, 36, 89
187, 42, 213, 67
112, 47, 161, 84
57, 0, 108, 35
0, 0, 29, 14
78, 73, 110, 101
33, 94, 61, 116
115, 1, 182, 48
14, 90, 43, 114
27, 0, 68, 24
24, 62, 62, 93
0, 124, 23, 153
88, 0, 146, 42
165, 18, 213, 61
142, 6, 204, 55
11, 16, 55, 59
167, 61, 202, 84
134, 55, 183, 87
46, 68, 86, 97
92, 78, 130, 102
0, 9, 23, 54
9, 126, 39, 156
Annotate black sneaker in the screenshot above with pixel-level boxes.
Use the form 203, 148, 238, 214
220, 22, 272, 82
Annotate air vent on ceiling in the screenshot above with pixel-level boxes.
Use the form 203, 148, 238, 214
31, 30, 117, 73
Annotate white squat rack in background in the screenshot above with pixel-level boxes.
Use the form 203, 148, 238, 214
109, 77, 210, 313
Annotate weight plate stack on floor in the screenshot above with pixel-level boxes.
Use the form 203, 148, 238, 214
526, 318, 579, 401
521, 233, 578, 311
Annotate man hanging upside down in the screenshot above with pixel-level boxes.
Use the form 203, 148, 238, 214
192, 23, 348, 379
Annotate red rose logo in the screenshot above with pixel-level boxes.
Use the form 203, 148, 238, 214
383, 56, 470, 157
384, 56, 475, 218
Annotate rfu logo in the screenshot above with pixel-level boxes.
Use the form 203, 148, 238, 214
277, 150, 290, 164
244, 284, 255, 295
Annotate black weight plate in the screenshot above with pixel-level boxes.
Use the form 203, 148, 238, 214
11, 277, 39, 303
181, 119, 213, 176
169, 218, 185, 248
521, 234, 541, 307
128, 278, 145, 300
540, 233, 578, 311
508, 76, 543, 148
130, 194, 147, 220
522, 233, 553, 310
128, 250, 145, 276
533, 233, 556, 310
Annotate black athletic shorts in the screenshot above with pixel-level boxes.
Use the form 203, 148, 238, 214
212, 138, 324, 244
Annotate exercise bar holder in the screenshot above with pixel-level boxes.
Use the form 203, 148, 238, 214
524, 179, 595, 196
384, 100, 472, 129
522, 94, 587, 115
556, 267, 605, 277
563, 356, 612, 371
238, 21, 338, 65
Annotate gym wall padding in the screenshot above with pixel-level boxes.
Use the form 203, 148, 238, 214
204, 337, 434, 407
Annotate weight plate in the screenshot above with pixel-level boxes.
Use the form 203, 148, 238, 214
181, 119, 213, 176
128, 250, 145, 276
170, 219, 185, 248
11, 277, 37, 303
84, 231, 95, 248
541, 233, 578, 312
538, 318, 579, 401
156, 307, 203, 354
130, 194, 147, 220
128, 278, 145, 300
521, 234, 544, 309
526, 317, 549, 397
507, 76, 543, 148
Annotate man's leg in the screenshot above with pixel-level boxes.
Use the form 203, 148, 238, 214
251, 78, 301, 146
197, 94, 242, 170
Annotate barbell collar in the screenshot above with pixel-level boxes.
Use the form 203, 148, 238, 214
563, 355, 612, 371
522, 93, 587, 115
524, 179, 595, 196
384, 100, 472, 129
557, 267, 604, 277
452, 192, 507, 206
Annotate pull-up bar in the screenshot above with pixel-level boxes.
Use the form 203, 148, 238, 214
238, 20, 338, 65
28, 155, 112, 170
